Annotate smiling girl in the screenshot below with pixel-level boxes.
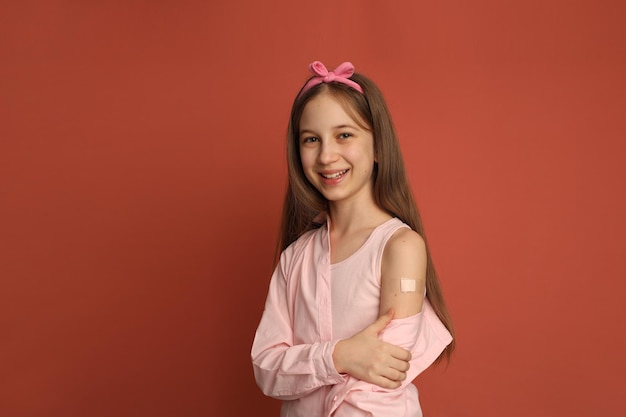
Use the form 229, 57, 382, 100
251, 61, 454, 417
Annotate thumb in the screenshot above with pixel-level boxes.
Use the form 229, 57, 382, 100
369, 309, 395, 334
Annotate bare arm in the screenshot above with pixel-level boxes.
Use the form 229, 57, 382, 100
379, 228, 427, 318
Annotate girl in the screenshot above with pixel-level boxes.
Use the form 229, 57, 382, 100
251, 61, 454, 417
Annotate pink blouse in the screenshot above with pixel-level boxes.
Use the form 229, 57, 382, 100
251, 218, 453, 417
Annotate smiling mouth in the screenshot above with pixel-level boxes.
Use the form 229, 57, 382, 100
321, 169, 349, 179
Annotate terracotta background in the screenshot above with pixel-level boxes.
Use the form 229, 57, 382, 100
2, 1, 625, 416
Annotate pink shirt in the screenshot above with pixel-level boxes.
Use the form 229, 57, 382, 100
251, 218, 453, 417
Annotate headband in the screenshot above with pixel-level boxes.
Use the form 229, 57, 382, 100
299, 61, 364, 97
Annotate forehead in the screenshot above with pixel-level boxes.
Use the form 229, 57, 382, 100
299, 92, 368, 130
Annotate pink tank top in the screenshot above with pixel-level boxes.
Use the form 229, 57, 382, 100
330, 217, 409, 339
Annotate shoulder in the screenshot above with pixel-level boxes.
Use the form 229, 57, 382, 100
380, 228, 427, 290
290, 226, 322, 250
282, 223, 323, 250
383, 227, 426, 263
280, 226, 322, 263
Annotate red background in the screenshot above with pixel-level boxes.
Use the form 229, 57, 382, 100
2, 1, 625, 416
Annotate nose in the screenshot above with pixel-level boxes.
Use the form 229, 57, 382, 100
317, 140, 339, 165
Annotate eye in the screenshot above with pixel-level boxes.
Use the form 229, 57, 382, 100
302, 136, 319, 144
338, 132, 352, 139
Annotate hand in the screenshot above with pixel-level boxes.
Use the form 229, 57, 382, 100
332, 309, 412, 389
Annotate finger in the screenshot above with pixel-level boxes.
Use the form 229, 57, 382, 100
389, 357, 411, 373
369, 309, 395, 334
380, 365, 407, 382
373, 375, 402, 390
388, 345, 412, 362
394, 369, 407, 381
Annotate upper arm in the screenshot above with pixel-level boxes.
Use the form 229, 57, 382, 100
379, 228, 427, 319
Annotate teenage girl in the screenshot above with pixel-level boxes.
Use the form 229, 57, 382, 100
251, 61, 454, 417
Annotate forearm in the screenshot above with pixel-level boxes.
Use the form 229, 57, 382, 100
252, 338, 344, 400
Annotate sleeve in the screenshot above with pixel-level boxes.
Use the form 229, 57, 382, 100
251, 251, 345, 400
324, 301, 453, 416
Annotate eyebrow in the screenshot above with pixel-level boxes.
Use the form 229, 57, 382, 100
299, 124, 359, 135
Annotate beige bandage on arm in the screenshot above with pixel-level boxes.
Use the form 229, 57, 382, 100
400, 278, 417, 293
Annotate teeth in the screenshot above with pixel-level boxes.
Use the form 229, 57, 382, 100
322, 170, 348, 179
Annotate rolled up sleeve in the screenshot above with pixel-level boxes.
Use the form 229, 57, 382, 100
324, 301, 453, 416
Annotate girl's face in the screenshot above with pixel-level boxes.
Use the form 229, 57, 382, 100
298, 92, 376, 207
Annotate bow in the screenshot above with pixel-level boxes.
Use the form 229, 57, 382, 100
299, 61, 364, 97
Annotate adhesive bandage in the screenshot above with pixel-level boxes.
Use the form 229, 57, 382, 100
400, 278, 417, 293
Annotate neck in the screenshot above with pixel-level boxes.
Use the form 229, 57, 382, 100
327, 198, 391, 236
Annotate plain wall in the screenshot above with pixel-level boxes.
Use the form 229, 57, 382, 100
1, 1, 625, 416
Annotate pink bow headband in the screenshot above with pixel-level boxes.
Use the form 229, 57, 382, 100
299, 61, 364, 97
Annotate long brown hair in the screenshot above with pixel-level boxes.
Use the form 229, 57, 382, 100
277, 71, 455, 362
